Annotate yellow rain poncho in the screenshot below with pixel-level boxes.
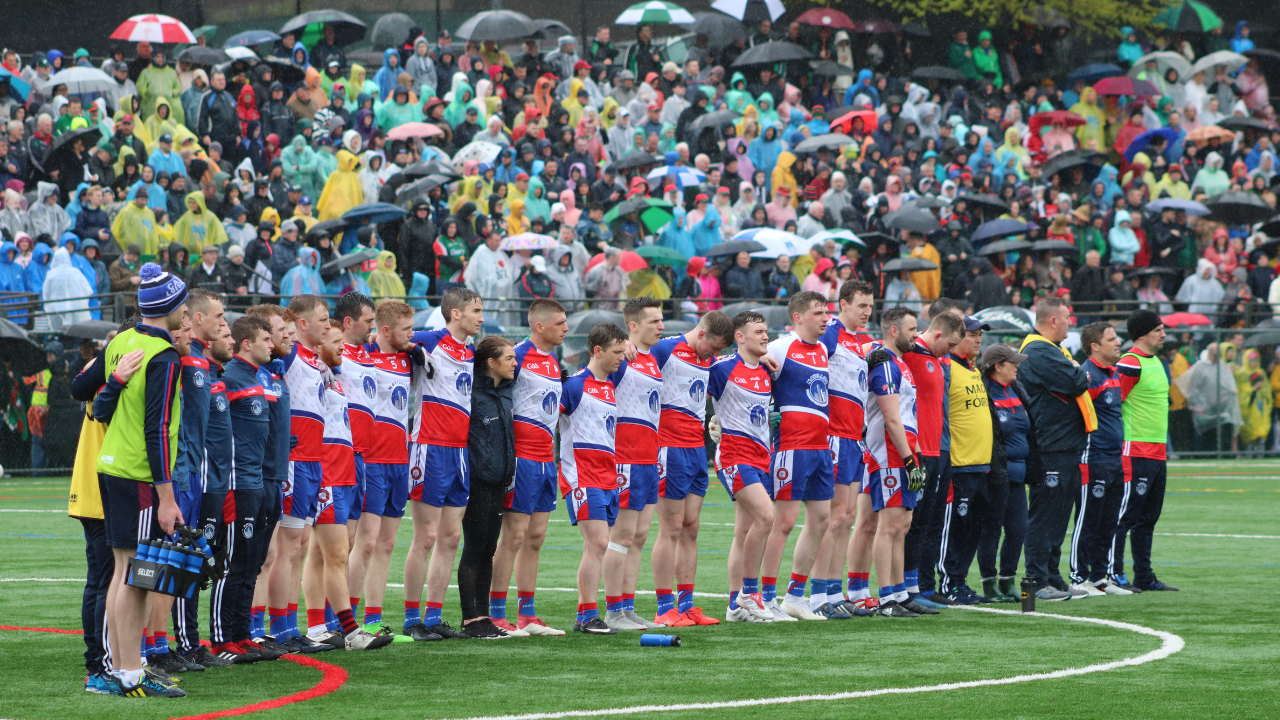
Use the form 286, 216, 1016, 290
450, 176, 489, 215
113, 95, 154, 149
561, 78, 587, 128
996, 126, 1031, 169
366, 250, 406, 299
172, 191, 229, 257
1237, 349, 1272, 445
506, 198, 530, 236
144, 97, 179, 153
627, 268, 672, 299
111, 199, 161, 255
317, 149, 364, 221
1069, 87, 1108, 153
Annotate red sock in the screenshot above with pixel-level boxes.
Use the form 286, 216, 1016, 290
623, 593, 635, 601
350, 597, 360, 613
762, 577, 777, 585
307, 608, 326, 629
336, 608, 358, 635
144, 634, 155, 647
268, 607, 287, 619
287, 602, 298, 615
490, 590, 507, 599
849, 572, 869, 580
404, 600, 420, 609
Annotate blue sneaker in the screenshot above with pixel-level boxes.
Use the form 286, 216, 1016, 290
1108, 573, 1142, 593
908, 592, 947, 610
1143, 577, 1180, 592
85, 674, 113, 694
817, 602, 852, 620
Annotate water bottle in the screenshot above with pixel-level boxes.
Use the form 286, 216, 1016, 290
1020, 577, 1037, 613
133, 541, 152, 563
640, 634, 681, 647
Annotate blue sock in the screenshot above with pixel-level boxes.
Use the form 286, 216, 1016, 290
576, 603, 599, 624
324, 602, 338, 632
743, 577, 759, 595
154, 633, 168, 654
656, 589, 676, 615
251, 608, 266, 638
762, 577, 777, 604
606, 595, 624, 613
810, 578, 824, 598
489, 592, 507, 620
677, 585, 694, 613
729, 590, 740, 610
893, 582, 906, 595
623, 594, 636, 612
517, 592, 536, 617
904, 569, 920, 593
825, 579, 840, 599
142, 636, 155, 657
786, 573, 807, 599
404, 602, 421, 628
287, 606, 299, 637
423, 602, 442, 627
364, 608, 383, 625
879, 585, 895, 600
269, 611, 289, 638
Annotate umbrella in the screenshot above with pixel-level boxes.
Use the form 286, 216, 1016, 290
1152, 0, 1223, 32
902, 22, 930, 37
1041, 149, 1103, 183
684, 13, 748, 42
455, 10, 538, 42
602, 197, 675, 233
736, 228, 813, 258
900, 196, 948, 211
404, 159, 461, 180
223, 29, 282, 48
1126, 266, 1180, 278
46, 67, 116, 95
177, 46, 231, 66
1123, 127, 1180, 162
911, 66, 965, 82
1146, 198, 1210, 215
320, 249, 378, 273
452, 141, 503, 165
62, 320, 118, 340
395, 174, 454, 203
793, 133, 855, 153
635, 244, 690, 266
971, 306, 1034, 333
1031, 239, 1078, 253
1093, 76, 1160, 96
223, 46, 259, 64
1185, 125, 1236, 142
886, 210, 941, 233
1217, 116, 1271, 133
859, 231, 899, 248
881, 257, 938, 272
808, 229, 865, 247
259, 56, 306, 84
190, 25, 218, 42
1206, 191, 1273, 225
852, 19, 900, 33
1260, 215, 1280, 237
0, 318, 47, 376
0, 68, 30, 102
585, 251, 648, 273
1027, 110, 1086, 136
369, 12, 414, 49
111, 14, 196, 44
972, 219, 1035, 244
810, 60, 855, 76
387, 122, 445, 141
1190, 50, 1248, 76
1161, 312, 1212, 327
279, 10, 366, 46
343, 203, 408, 224
531, 19, 574, 44
307, 218, 351, 239
500, 233, 558, 251
977, 238, 1034, 256
40, 126, 102, 174
645, 164, 705, 191
719, 302, 792, 328
711, 0, 785, 24
565, 309, 626, 336
829, 109, 879, 135
1244, 331, 1280, 348
1027, 4, 1070, 28
731, 41, 812, 67
707, 239, 767, 256
606, 152, 660, 173
617, 1, 695, 25
962, 194, 1011, 213
796, 8, 855, 29
1067, 63, 1123, 84
686, 109, 742, 138
1128, 51, 1194, 80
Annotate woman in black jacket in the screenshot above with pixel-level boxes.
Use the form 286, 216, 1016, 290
457, 335, 517, 638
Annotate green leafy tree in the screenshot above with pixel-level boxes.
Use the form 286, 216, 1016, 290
784, 0, 1174, 35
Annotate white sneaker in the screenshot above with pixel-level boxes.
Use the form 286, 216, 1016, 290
1072, 581, 1106, 598
736, 593, 773, 622
1094, 579, 1133, 596
725, 605, 757, 622
344, 628, 387, 650
1065, 584, 1090, 599
781, 596, 826, 620
517, 616, 567, 636
604, 610, 647, 631
767, 602, 798, 622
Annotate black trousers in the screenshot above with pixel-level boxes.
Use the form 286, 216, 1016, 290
1113, 455, 1168, 586
1024, 453, 1080, 586
903, 453, 944, 590
241, 482, 280, 635
210, 488, 261, 645
915, 451, 950, 594
173, 492, 225, 653
80, 518, 113, 675
1069, 457, 1123, 584
976, 480, 1028, 579
938, 471, 989, 594
458, 481, 505, 621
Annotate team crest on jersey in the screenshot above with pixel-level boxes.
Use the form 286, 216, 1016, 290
273, 380, 283, 395
749, 404, 767, 427
616, 474, 627, 488
648, 390, 660, 414
363, 376, 376, 397
957, 501, 968, 517
242, 524, 254, 538
806, 375, 829, 406
411, 466, 422, 480
318, 488, 331, 504
573, 488, 585, 500
998, 411, 1009, 423
193, 370, 206, 387
391, 386, 408, 410
203, 524, 215, 539
1045, 472, 1059, 488
1136, 480, 1148, 495
317, 384, 326, 401
604, 414, 616, 436
1092, 484, 1105, 499
884, 474, 898, 489
250, 399, 264, 415
926, 361, 934, 372
776, 467, 790, 481
688, 378, 706, 403
542, 390, 558, 416
456, 371, 473, 396
215, 396, 228, 413
1103, 392, 1112, 404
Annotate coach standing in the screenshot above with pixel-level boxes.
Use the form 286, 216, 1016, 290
1017, 297, 1094, 602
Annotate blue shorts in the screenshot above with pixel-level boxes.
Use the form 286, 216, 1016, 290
831, 437, 869, 488
658, 447, 709, 500
869, 467, 918, 511
363, 462, 408, 518
565, 486, 619, 527
284, 461, 323, 520
717, 464, 770, 501
618, 463, 659, 510
409, 443, 470, 508
505, 458, 558, 514
347, 453, 366, 521
770, 448, 835, 502
99, 473, 160, 550
315, 486, 354, 525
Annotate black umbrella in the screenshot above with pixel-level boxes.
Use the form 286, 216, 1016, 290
885, 210, 941, 233
977, 238, 1033, 256
900, 196, 948, 210
963, 193, 1011, 212
223, 29, 282, 48
971, 305, 1034, 333
307, 218, 350, 239
731, 41, 812, 67
972, 218, 1034, 243
1217, 115, 1271, 133
793, 133, 855, 153
881, 257, 939, 271
810, 60, 854, 76
912, 65, 964, 82
1126, 266, 1179, 278
62, 320, 118, 340
859, 231, 899, 248
686, 109, 742, 138
902, 22, 931, 37
1031, 239, 1078, 253
1244, 331, 1280, 347
41, 126, 102, 174
608, 197, 655, 218
279, 10, 367, 46
177, 46, 231, 65
320, 248, 378, 273
1259, 214, 1280, 237
0, 318, 47, 376
685, 12, 748, 43
456, 10, 539, 42
606, 152, 660, 173
260, 56, 306, 84
403, 159, 461, 181
708, 239, 767, 256
395, 174, 453, 203
371, 13, 414, 50
1040, 148, 1104, 183
1206, 191, 1274, 225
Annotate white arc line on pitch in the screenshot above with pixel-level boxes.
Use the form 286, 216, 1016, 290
439, 607, 1185, 720
1155, 532, 1280, 539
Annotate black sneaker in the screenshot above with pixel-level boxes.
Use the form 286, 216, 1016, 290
1143, 577, 1180, 591
214, 641, 262, 664
310, 631, 347, 650
874, 600, 919, 618
462, 618, 510, 639
961, 586, 994, 604
278, 634, 330, 653
425, 621, 470, 639
573, 616, 618, 634
930, 592, 960, 606
147, 651, 190, 675
942, 587, 980, 605
118, 671, 187, 698
900, 598, 940, 615
1048, 576, 1070, 592
143, 664, 181, 684
184, 645, 233, 668
252, 637, 288, 660
404, 623, 444, 641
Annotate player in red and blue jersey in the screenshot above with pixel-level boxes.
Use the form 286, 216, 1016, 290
559, 323, 629, 635
334, 293, 377, 544
488, 299, 569, 637
760, 291, 834, 622
649, 311, 734, 627
815, 280, 876, 618
863, 306, 926, 618
711, 311, 775, 623
402, 288, 483, 640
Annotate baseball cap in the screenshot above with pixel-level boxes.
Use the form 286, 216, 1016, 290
159, 133, 172, 144
980, 343, 1027, 369
963, 315, 991, 332
530, 255, 547, 273
201, 245, 219, 255
694, 193, 709, 203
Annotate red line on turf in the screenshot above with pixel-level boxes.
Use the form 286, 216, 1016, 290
0, 624, 84, 635
169, 654, 348, 720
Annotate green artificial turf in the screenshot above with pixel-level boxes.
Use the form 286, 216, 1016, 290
0, 461, 1278, 719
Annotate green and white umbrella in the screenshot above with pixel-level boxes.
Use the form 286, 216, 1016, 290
616, 1, 696, 26
1151, 0, 1223, 33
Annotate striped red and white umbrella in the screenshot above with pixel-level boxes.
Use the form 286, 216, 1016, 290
110, 14, 197, 44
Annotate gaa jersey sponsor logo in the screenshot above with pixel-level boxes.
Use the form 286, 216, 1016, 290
605, 414, 616, 436
858, 368, 868, 391
411, 466, 423, 480
688, 378, 706, 403
317, 487, 331, 505
749, 404, 768, 427
391, 386, 408, 410
647, 389, 660, 413
542, 390, 559, 416
806, 374, 829, 405
776, 467, 790, 481
363, 376, 376, 397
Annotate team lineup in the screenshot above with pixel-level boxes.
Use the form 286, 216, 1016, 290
77, 264, 1174, 698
